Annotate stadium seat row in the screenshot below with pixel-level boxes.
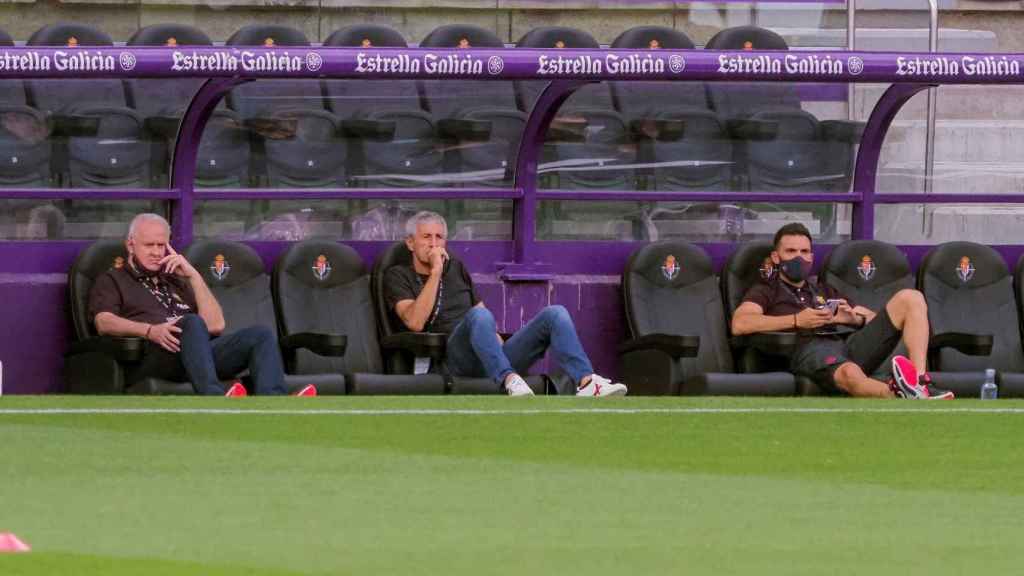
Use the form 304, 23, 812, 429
0, 22, 860, 193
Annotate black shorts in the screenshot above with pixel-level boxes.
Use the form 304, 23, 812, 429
789, 307, 903, 394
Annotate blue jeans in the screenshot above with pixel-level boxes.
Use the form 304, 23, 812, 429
129, 314, 287, 396
445, 305, 593, 386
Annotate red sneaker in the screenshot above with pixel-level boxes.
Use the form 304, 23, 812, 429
889, 355, 928, 399
293, 384, 317, 397
224, 382, 247, 397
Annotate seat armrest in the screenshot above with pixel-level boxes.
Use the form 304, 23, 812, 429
929, 332, 993, 357
243, 117, 297, 140
618, 333, 699, 359
280, 332, 348, 357
381, 332, 448, 359
726, 118, 779, 141
67, 336, 145, 363
629, 118, 685, 142
730, 331, 798, 355
144, 116, 180, 138
437, 118, 492, 141
340, 118, 396, 140
49, 114, 100, 138
820, 120, 866, 143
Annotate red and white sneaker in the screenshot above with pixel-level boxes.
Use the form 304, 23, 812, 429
920, 373, 955, 400
224, 381, 247, 397
293, 384, 318, 397
889, 356, 929, 399
576, 374, 628, 397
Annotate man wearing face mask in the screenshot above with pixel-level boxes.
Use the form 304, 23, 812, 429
731, 223, 952, 399
87, 213, 312, 397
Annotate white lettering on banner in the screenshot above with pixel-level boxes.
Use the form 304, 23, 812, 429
536, 54, 669, 76
170, 51, 239, 72
354, 52, 421, 74
784, 54, 843, 75
537, 54, 603, 75
961, 55, 1021, 77
717, 54, 783, 75
53, 51, 115, 72
0, 51, 51, 71
895, 56, 960, 76
423, 53, 484, 75
239, 51, 302, 72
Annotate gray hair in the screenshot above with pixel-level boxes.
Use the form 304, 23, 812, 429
127, 213, 171, 240
404, 211, 448, 238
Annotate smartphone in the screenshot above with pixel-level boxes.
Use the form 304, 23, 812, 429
825, 299, 842, 314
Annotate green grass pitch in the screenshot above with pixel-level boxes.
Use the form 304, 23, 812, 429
2, 396, 1024, 575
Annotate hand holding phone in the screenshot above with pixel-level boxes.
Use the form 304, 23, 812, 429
826, 299, 842, 315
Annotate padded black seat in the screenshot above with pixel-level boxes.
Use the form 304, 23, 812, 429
918, 242, 1020, 398
704, 26, 860, 193
27, 24, 150, 187
184, 240, 347, 394
273, 240, 446, 395
64, 240, 192, 395
0, 28, 51, 187
622, 241, 793, 396
127, 24, 250, 187
227, 25, 346, 188
610, 26, 731, 192
721, 241, 808, 394
323, 25, 441, 188
419, 25, 526, 188
516, 27, 634, 191
370, 241, 548, 394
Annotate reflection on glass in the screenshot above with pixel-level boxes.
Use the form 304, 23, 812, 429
0, 199, 165, 240
875, 204, 1024, 245
538, 200, 851, 243
194, 199, 512, 241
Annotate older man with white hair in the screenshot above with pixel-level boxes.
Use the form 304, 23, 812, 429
88, 213, 312, 396
384, 211, 627, 397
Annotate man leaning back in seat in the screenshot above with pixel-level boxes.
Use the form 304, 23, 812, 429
731, 222, 953, 399
88, 213, 314, 397
384, 211, 627, 397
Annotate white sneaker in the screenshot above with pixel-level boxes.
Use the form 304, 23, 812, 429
504, 373, 535, 397
576, 374, 627, 397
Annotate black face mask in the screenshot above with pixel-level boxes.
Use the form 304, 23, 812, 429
779, 256, 813, 283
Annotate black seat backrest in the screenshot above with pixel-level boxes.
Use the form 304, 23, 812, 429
515, 27, 612, 112
419, 24, 518, 118
821, 240, 914, 313
184, 240, 277, 337
273, 240, 384, 375
323, 25, 420, 116
918, 241, 1024, 372
126, 24, 213, 117
226, 25, 322, 118
371, 241, 413, 340
704, 26, 800, 118
721, 241, 777, 322
609, 26, 706, 120
26, 24, 128, 114
624, 241, 734, 377
68, 239, 129, 341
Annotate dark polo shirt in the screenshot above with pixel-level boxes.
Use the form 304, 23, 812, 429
88, 262, 197, 326
742, 276, 852, 320
383, 258, 479, 334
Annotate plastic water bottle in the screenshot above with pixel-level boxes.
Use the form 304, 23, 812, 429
980, 368, 998, 400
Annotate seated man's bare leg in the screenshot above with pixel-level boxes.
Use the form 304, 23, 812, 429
834, 361, 894, 398
885, 288, 930, 375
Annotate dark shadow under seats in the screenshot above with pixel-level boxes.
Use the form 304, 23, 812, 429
704, 26, 861, 193
419, 24, 526, 188
127, 24, 250, 187
622, 240, 793, 395
720, 241, 805, 394
64, 240, 193, 394
610, 26, 731, 192
185, 240, 347, 394
820, 239, 914, 378
227, 25, 346, 188
26, 23, 150, 187
370, 241, 548, 394
323, 25, 441, 188
0, 28, 51, 187
918, 242, 1018, 397
516, 26, 634, 191
273, 240, 446, 394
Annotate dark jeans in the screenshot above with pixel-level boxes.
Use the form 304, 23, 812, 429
446, 305, 594, 385
126, 314, 287, 395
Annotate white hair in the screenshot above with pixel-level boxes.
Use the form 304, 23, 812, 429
405, 211, 448, 238
127, 213, 170, 240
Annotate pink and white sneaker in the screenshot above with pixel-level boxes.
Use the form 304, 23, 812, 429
224, 381, 248, 397
293, 384, 318, 397
577, 374, 627, 397
889, 356, 954, 399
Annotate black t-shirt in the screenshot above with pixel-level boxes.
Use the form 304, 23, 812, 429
383, 258, 480, 334
88, 262, 197, 326
742, 276, 852, 318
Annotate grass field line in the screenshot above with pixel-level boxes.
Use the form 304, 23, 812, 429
4, 406, 1024, 416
